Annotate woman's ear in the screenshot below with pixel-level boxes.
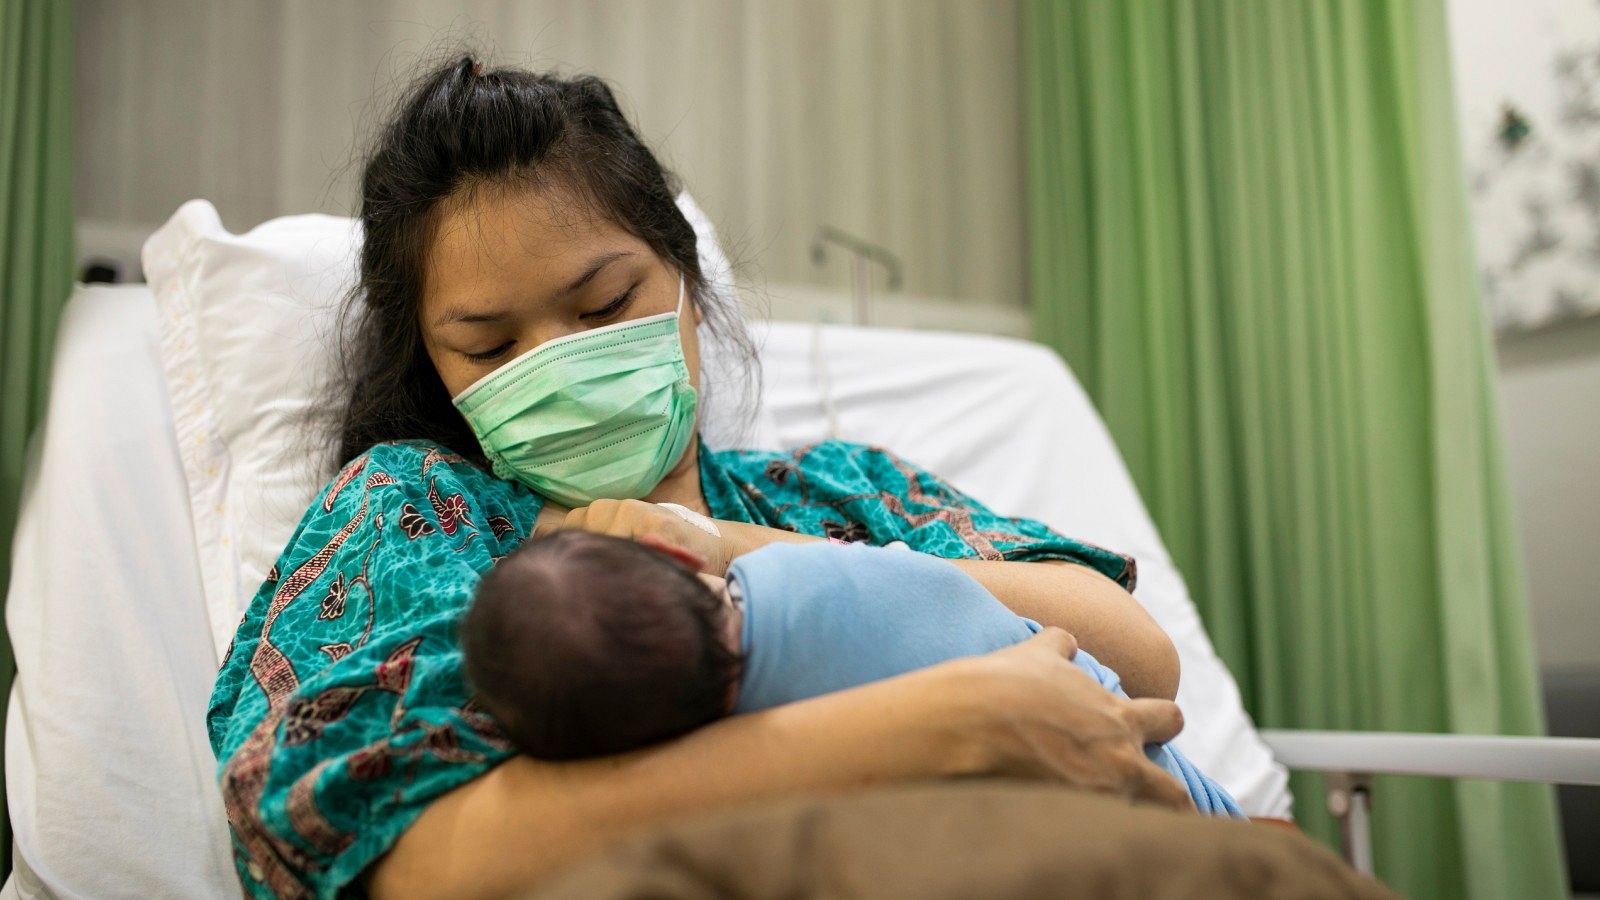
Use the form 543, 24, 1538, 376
638, 533, 708, 573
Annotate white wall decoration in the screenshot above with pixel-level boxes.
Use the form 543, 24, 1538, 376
1449, 0, 1600, 331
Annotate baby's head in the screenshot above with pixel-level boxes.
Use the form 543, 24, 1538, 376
460, 530, 744, 760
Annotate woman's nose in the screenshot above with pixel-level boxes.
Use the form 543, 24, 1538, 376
522, 323, 585, 350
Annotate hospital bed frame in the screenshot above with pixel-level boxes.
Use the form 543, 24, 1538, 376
1260, 730, 1600, 874
9, 281, 1598, 896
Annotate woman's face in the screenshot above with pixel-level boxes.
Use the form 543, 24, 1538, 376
419, 184, 702, 401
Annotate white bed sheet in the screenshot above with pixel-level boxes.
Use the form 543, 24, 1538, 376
3, 286, 234, 898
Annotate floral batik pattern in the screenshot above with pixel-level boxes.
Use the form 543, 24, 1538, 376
207, 439, 1133, 897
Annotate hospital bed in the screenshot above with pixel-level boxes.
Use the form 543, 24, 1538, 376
3, 198, 1596, 898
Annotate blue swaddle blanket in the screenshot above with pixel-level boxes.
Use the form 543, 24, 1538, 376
728, 541, 1242, 817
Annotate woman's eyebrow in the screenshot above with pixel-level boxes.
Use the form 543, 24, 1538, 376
561, 250, 635, 295
434, 307, 510, 328
434, 250, 637, 328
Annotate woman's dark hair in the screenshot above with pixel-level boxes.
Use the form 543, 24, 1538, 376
460, 530, 744, 759
335, 56, 750, 469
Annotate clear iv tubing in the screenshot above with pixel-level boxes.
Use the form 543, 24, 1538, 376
811, 319, 842, 440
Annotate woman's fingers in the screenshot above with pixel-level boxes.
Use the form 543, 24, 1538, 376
544, 500, 616, 536
530, 502, 569, 539
531, 499, 727, 572
1124, 698, 1184, 745
1028, 625, 1079, 661
1129, 755, 1196, 812
575, 500, 610, 531
961, 632, 1204, 816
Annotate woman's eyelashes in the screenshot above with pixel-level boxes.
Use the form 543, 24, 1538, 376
461, 286, 639, 362
465, 342, 514, 362
579, 285, 638, 322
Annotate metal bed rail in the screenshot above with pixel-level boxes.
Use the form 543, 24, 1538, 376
1259, 730, 1600, 876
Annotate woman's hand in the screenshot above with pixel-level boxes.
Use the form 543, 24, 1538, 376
945, 626, 1192, 811
534, 498, 734, 572
534, 499, 823, 574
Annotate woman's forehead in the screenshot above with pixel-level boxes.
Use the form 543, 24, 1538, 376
422, 185, 643, 311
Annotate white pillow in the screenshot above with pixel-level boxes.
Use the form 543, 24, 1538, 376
142, 194, 774, 656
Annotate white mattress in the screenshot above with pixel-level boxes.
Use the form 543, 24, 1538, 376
4, 286, 234, 898
3, 286, 1288, 899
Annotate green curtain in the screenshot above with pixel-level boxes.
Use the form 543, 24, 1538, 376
1023, 1, 1564, 897
1, 0, 75, 878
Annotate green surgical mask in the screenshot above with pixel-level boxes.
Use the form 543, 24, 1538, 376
452, 275, 698, 508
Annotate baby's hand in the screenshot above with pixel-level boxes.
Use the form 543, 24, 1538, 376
533, 498, 728, 573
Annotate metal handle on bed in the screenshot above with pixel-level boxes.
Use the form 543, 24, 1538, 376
1259, 730, 1600, 876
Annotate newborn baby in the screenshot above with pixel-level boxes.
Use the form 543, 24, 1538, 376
460, 531, 1242, 816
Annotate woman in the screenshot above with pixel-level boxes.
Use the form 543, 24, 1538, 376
207, 59, 1189, 899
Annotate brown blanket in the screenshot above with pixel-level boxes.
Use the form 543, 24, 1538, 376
529, 780, 1397, 899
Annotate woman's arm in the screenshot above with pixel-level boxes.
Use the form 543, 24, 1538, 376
368, 628, 1189, 900
947, 558, 1179, 700
542, 503, 1177, 699
720, 522, 1176, 698
371, 663, 964, 899
720, 525, 1177, 698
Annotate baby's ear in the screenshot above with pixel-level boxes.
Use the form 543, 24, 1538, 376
638, 533, 709, 573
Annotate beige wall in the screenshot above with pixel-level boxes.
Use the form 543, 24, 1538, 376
1447, 0, 1600, 673
1495, 320, 1600, 670
75, 0, 1026, 310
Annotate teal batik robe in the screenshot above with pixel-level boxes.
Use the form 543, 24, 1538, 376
207, 439, 1135, 898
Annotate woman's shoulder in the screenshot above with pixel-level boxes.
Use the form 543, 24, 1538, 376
329, 440, 511, 496
704, 439, 926, 494
707, 439, 859, 475
707, 439, 889, 466
342, 439, 478, 476
304, 439, 537, 527
789, 440, 928, 484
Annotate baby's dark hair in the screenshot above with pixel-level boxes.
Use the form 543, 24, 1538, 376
460, 530, 743, 760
